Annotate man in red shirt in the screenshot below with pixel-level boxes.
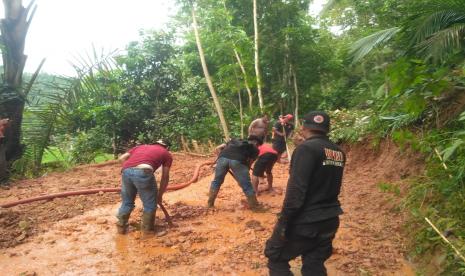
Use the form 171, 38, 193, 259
116, 139, 173, 234
252, 140, 278, 194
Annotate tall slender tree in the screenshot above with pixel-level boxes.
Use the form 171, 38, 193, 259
221, 0, 254, 110
253, 0, 264, 111
233, 48, 253, 110
191, 3, 230, 140
291, 64, 300, 127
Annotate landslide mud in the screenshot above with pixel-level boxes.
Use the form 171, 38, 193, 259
0, 142, 421, 275
0, 153, 212, 248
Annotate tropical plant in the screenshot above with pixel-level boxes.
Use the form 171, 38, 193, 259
0, 0, 41, 182
347, 0, 465, 63
14, 77, 75, 175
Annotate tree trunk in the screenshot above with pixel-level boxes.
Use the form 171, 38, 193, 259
233, 48, 253, 110
234, 69, 244, 139
291, 64, 300, 128
0, 0, 37, 183
253, 0, 264, 111
112, 130, 118, 159
238, 89, 244, 139
191, 5, 230, 141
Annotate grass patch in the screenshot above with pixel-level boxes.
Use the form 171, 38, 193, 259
42, 147, 113, 164
377, 182, 401, 196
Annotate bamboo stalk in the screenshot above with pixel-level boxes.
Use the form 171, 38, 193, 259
425, 217, 465, 263
434, 148, 448, 170
434, 148, 452, 178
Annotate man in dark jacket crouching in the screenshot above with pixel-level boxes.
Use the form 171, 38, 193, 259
264, 111, 346, 276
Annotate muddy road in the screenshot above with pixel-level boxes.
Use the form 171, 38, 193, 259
0, 143, 422, 275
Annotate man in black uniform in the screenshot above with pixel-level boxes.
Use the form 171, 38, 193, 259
264, 111, 345, 276
272, 114, 294, 162
208, 135, 263, 211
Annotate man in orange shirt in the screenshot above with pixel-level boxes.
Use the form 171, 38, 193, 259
251, 140, 278, 194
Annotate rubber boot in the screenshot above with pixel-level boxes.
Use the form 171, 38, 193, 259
246, 194, 267, 213
116, 213, 130, 234
207, 188, 220, 208
141, 212, 155, 233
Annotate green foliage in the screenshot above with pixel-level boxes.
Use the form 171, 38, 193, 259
347, 0, 465, 63
409, 0, 465, 60
40, 147, 112, 170
12, 75, 76, 177
401, 124, 465, 273
328, 109, 374, 143
391, 129, 421, 151
350, 27, 401, 63
66, 130, 112, 164
319, 1, 465, 273
377, 182, 401, 196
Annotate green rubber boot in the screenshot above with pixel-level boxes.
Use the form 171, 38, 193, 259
116, 213, 130, 234
207, 188, 220, 208
141, 212, 155, 233
246, 195, 268, 213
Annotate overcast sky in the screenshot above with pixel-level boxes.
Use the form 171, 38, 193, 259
1, 0, 326, 76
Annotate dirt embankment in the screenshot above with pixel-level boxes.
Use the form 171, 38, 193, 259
0, 141, 425, 275
331, 139, 424, 274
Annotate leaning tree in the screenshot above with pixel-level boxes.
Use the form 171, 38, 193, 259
0, 0, 38, 183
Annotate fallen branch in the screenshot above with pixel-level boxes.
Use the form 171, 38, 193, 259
425, 217, 465, 263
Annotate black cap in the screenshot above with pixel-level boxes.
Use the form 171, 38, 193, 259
247, 135, 263, 145
302, 111, 330, 133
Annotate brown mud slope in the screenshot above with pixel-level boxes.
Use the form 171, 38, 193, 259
0, 141, 424, 275
0, 153, 212, 248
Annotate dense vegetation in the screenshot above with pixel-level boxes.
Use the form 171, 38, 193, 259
1, 0, 464, 274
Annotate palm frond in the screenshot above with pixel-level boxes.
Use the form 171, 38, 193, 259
416, 23, 465, 61
19, 93, 68, 174
419, 0, 465, 14
350, 27, 401, 63
24, 58, 46, 97
412, 10, 465, 44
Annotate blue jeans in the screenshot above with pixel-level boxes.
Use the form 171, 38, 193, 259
210, 157, 255, 196
117, 168, 157, 216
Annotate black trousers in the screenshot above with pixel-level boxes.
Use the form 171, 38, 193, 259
272, 140, 286, 155
264, 217, 339, 276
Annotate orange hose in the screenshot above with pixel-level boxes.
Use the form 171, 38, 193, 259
165, 160, 215, 190
0, 160, 215, 208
